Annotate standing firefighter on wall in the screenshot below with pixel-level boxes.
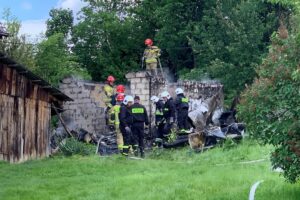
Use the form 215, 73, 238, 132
143, 38, 161, 76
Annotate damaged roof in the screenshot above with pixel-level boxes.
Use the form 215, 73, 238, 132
0, 52, 73, 102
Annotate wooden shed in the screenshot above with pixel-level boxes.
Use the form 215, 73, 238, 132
0, 52, 72, 163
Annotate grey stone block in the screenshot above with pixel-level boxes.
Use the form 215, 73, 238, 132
135, 71, 147, 78
62, 77, 73, 84
125, 72, 136, 79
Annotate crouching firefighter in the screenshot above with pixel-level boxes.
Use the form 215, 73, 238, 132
108, 93, 125, 151
161, 91, 176, 137
130, 96, 149, 158
151, 95, 165, 140
175, 88, 190, 133
119, 95, 134, 156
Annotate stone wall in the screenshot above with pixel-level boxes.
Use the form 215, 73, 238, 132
57, 77, 107, 134
126, 71, 223, 113
57, 73, 223, 136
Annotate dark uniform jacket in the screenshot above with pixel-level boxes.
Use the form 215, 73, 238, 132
131, 103, 149, 125
119, 103, 133, 128
155, 100, 164, 124
175, 94, 189, 111
163, 98, 176, 121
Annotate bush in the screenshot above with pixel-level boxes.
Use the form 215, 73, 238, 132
238, 18, 300, 183
59, 138, 96, 156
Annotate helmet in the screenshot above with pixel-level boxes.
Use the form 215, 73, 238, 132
123, 95, 134, 105
160, 91, 170, 99
107, 75, 115, 83
144, 38, 153, 46
150, 96, 159, 103
175, 88, 184, 95
116, 85, 125, 93
116, 93, 125, 102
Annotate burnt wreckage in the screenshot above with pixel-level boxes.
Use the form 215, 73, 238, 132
51, 96, 245, 156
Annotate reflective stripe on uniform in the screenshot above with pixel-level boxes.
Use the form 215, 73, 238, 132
181, 97, 189, 103
145, 58, 157, 63
114, 105, 121, 112
164, 108, 169, 111
132, 108, 145, 114
155, 110, 163, 115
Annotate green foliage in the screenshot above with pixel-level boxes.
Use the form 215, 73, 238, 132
72, 0, 143, 82
183, 0, 281, 101
59, 137, 96, 156
33, 33, 91, 86
238, 17, 300, 182
46, 8, 73, 38
69, 0, 288, 99
0, 9, 36, 69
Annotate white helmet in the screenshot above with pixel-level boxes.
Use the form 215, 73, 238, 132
150, 96, 159, 103
160, 91, 170, 99
175, 88, 184, 95
123, 95, 134, 105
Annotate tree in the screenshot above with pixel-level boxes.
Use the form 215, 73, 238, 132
0, 9, 36, 69
181, 0, 283, 103
72, 0, 142, 82
34, 33, 90, 86
238, 17, 300, 182
46, 8, 73, 38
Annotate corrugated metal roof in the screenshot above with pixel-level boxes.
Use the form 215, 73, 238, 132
0, 52, 73, 101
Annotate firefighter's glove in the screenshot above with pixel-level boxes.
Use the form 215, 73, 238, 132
169, 117, 174, 124
125, 126, 132, 134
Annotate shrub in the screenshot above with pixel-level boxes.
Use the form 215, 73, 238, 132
238, 18, 300, 183
59, 138, 96, 156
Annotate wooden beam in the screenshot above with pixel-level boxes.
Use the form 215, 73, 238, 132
40, 86, 52, 89
8, 64, 19, 68
51, 103, 74, 138
31, 80, 42, 83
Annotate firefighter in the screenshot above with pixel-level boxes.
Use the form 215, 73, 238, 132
143, 38, 161, 76
104, 75, 115, 125
111, 84, 125, 106
108, 93, 125, 151
130, 96, 149, 158
151, 95, 165, 140
119, 95, 134, 156
160, 91, 176, 136
175, 88, 190, 133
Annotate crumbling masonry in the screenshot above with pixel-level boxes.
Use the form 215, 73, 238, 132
57, 72, 223, 135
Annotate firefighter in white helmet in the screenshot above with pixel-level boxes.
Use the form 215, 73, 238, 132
175, 88, 190, 133
119, 95, 134, 156
151, 95, 165, 140
160, 91, 176, 136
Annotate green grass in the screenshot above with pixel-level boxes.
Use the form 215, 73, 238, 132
0, 140, 299, 200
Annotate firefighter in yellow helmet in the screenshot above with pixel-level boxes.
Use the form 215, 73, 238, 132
104, 75, 115, 125
108, 93, 125, 151
143, 38, 161, 76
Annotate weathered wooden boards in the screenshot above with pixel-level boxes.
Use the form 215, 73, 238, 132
0, 63, 51, 163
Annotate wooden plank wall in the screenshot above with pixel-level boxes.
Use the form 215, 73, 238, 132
0, 63, 51, 162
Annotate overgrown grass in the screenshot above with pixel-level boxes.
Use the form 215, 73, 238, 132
0, 140, 299, 200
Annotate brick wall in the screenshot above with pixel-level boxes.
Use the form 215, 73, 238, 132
57, 73, 223, 135
57, 77, 107, 134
